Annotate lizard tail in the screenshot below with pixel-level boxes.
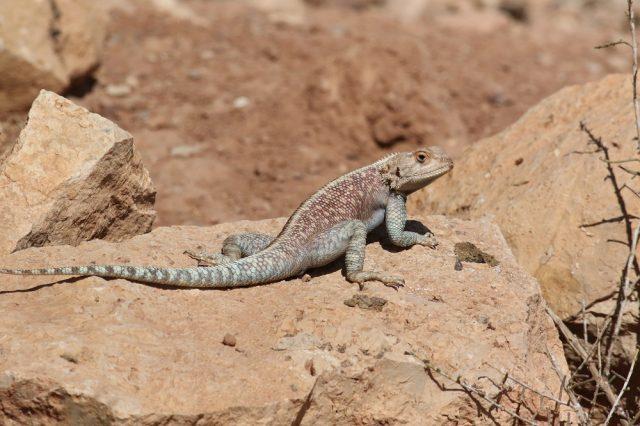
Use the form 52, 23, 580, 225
0, 248, 300, 288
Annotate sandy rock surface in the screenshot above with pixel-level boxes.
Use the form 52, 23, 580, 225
410, 74, 640, 321
67, 0, 625, 227
0, 91, 156, 254
0, 0, 105, 113
54, 0, 108, 82
0, 216, 570, 424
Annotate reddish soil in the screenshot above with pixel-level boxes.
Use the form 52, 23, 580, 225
6, 1, 629, 226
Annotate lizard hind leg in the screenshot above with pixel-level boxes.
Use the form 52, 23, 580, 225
185, 233, 274, 266
342, 220, 405, 290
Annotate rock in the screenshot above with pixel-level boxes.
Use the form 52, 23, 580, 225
232, 96, 250, 109
222, 333, 237, 347
273, 332, 324, 351
0, 0, 106, 113
343, 294, 388, 311
0, 216, 571, 424
148, 0, 207, 26
304, 0, 386, 10
410, 74, 640, 322
105, 84, 133, 98
0, 1, 67, 113
0, 90, 156, 254
53, 0, 107, 82
454, 242, 499, 267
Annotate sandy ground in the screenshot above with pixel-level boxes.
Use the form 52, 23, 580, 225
0, 0, 630, 226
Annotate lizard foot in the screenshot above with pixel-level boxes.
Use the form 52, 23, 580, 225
183, 250, 231, 267
418, 233, 438, 249
348, 271, 405, 291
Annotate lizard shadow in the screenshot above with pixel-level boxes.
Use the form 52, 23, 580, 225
0, 276, 86, 294
372, 219, 432, 253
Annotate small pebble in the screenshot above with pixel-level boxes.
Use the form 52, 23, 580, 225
222, 333, 237, 347
200, 50, 215, 60
233, 96, 250, 109
60, 353, 78, 364
454, 258, 463, 271
304, 359, 316, 376
344, 294, 387, 311
105, 84, 132, 97
187, 69, 204, 80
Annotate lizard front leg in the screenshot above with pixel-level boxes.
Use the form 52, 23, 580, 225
386, 192, 437, 248
185, 233, 274, 266
342, 220, 405, 290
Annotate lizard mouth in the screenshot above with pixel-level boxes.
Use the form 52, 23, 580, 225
416, 164, 452, 181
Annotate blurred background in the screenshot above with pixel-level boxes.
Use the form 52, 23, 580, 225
0, 0, 633, 226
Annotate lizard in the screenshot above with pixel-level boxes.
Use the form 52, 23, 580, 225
0, 147, 453, 290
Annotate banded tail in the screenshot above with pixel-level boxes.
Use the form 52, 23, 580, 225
0, 248, 299, 288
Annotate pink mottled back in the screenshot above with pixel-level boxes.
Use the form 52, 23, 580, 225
277, 164, 389, 245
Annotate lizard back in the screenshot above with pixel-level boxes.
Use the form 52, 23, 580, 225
274, 162, 390, 247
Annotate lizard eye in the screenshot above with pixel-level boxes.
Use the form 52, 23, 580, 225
415, 152, 429, 163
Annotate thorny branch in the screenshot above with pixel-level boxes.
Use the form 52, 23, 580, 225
422, 359, 540, 425
546, 346, 589, 425
604, 350, 639, 425
546, 306, 629, 422
628, 0, 640, 152
595, 39, 633, 49
579, 122, 639, 380
550, 2, 640, 416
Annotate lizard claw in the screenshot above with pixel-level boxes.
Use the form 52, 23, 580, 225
382, 275, 405, 290
348, 271, 404, 291
183, 250, 221, 267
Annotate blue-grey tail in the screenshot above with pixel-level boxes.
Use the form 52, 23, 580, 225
0, 248, 299, 288
0, 265, 215, 287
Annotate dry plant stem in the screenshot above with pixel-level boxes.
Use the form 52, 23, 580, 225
628, 0, 640, 152
581, 299, 588, 345
570, 316, 611, 382
580, 123, 638, 378
545, 346, 589, 425
605, 222, 640, 375
492, 369, 570, 407
604, 349, 639, 425
422, 360, 538, 426
595, 39, 633, 49
545, 307, 629, 422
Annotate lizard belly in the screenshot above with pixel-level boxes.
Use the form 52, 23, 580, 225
365, 208, 386, 231
304, 209, 385, 270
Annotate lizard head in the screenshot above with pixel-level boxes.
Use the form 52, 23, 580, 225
380, 147, 453, 194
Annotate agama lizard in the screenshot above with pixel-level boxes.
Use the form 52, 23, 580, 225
0, 147, 453, 289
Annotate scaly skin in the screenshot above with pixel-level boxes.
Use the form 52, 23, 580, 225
0, 147, 453, 289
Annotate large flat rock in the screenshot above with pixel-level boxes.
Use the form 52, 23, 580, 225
0, 0, 106, 113
0, 90, 156, 254
0, 216, 570, 424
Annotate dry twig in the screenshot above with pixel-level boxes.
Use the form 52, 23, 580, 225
627, 0, 640, 152
606, 223, 640, 375
595, 39, 633, 49
604, 349, 639, 425
545, 306, 630, 422
545, 346, 589, 425
422, 359, 539, 425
